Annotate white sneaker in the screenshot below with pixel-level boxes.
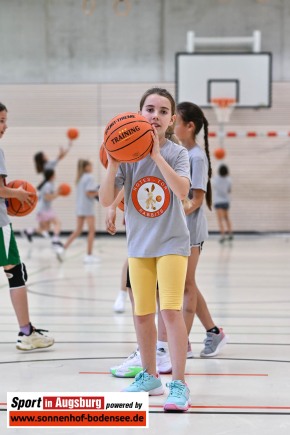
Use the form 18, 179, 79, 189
40, 231, 50, 239
156, 348, 172, 374
54, 245, 65, 262
83, 255, 100, 264
113, 290, 127, 313
16, 325, 54, 351
187, 341, 194, 358
110, 350, 143, 378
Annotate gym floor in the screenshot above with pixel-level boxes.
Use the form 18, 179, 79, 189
0, 234, 290, 434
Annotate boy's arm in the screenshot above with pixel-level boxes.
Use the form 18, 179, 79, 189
0, 176, 35, 204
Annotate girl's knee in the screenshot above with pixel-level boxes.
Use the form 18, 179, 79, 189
161, 308, 182, 322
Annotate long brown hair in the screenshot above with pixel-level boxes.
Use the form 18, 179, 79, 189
34, 152, 47, 174
76, 159, 91, 183
177, 102, 212, 210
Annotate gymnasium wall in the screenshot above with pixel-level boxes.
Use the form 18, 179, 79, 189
0, 0, 289, 232
0, 82, 289, 233
0, 0, 290, 83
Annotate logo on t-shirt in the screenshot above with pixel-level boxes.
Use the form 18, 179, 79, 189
131, 176, 170, 218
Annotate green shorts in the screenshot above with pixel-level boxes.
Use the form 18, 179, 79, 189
0, 224, 21, 266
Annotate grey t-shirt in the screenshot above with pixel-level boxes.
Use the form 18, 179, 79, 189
115, 139, 191, 258
186, 145, 209, 245
76, 173, 97, 216
212, 175, 232, 205
44, 159, 58, 171
0, 148, 10, 227
37, 181, 55, 213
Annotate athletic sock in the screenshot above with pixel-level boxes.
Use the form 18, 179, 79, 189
207, 326, 220, 335
157, 340, 169, 352
20, 323, 32, 336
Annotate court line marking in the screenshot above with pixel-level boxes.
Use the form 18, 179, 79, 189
0, 356, 289, 365
79, 371, 268, 377
1, 407, 290, 416
150, 410, 290, 415
151, 405, 290, 411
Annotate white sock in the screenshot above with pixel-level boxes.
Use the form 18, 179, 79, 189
157, 340, 169, 352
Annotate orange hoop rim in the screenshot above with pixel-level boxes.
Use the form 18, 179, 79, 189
211, 98, 236, 107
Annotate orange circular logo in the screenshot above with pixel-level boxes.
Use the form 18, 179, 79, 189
131, 176, 170, 218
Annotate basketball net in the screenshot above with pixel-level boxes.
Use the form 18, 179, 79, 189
211, 98, 236, 124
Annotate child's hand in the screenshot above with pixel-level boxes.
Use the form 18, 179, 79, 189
107, 150, 120, 169
150, 126, 161, 161
15, 186, 36, 206
182, 197, 192, 215
105, 207, 117, 235
58, 146, 66, 159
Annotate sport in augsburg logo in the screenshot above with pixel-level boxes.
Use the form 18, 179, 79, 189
131, 176, 170, 218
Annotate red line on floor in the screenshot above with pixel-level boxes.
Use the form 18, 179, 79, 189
79, 371, 268, 377
151, 405, 290, 410
2, 402, 288, 411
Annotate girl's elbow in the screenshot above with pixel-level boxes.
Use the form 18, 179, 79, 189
99, 194, 112, 208
99, 197, 110, 207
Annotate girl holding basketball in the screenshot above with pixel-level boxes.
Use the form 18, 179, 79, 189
58, 159, 100, 263
99, 88, 191, 412
0, 102, 54, 350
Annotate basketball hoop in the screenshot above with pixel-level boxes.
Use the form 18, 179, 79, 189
211, 98, 236, 124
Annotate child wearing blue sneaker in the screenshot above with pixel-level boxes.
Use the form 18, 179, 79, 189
99, 88, 191, 412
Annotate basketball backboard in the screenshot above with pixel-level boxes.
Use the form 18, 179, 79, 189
175, 52, 272, 108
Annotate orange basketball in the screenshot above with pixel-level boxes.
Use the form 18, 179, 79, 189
156, 195, 162, 202
6, 180, 38, 217
214, 148, 226, 159
67, 128, 79, 140
99, 143, 108, 169
104, 112, 153, 163
58, 183, 71, 196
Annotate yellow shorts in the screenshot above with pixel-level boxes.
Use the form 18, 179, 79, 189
128, 255, 188, 316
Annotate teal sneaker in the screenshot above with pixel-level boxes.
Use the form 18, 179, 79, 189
122, 370, 164, 395
164, 380, 191, 412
